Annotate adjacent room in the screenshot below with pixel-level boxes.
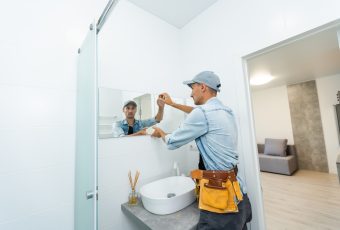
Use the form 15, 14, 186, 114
246, 20, 340, 229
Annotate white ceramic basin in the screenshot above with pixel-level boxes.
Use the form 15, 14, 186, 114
139, 176, 196, 215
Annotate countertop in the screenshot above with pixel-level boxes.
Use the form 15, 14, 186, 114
121, 200, 200, 230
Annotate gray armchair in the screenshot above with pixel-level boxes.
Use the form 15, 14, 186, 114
257, 144, 298, 175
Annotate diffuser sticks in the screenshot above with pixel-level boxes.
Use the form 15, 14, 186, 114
128, 170, 140, 205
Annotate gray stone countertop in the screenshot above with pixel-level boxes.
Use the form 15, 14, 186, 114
121, 200, 200, 230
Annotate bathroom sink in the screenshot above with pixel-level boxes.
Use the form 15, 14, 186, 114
139, 176, 196, 215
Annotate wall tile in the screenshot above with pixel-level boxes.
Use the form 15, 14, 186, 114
0, 164, 74, 223
0, 127, 75, 174
0, 204, 73, 230
0, 85, 75, 129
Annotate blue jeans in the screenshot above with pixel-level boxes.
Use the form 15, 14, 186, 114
197, 194, 252, 230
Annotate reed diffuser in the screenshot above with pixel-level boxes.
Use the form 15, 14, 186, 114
128, 170, 140, 205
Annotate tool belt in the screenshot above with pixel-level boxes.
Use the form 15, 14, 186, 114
191, 168, 243, 213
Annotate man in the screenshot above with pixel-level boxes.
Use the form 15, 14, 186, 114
118, 98, 165, 136
152, 71, 252, 229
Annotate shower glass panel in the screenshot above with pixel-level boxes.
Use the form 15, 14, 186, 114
75, 22, 98, 230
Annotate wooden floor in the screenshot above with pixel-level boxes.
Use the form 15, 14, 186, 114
261, 170, 340, 230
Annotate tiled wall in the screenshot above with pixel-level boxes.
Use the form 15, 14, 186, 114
0, 1, 95, 229
287, 80, 329, 172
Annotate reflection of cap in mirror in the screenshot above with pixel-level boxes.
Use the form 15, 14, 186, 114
123, 100, 137, 109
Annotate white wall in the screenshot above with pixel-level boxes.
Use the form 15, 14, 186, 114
316, 74, 340, 174
252, 86, 294, 144
98, 1, 183, 97
180, 0, 340, 229
0, 0, 96, 229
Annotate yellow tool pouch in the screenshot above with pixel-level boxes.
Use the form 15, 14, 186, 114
192, 169, 243, 214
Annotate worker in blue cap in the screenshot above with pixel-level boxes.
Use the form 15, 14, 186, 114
152, 71, 252, 230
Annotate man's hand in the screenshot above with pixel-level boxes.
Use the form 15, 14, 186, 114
157, 96, 165, 109
151, 126, 166, 141
159, 93, 174, 106
136, 128, 147, 135
155, 96, 165, 122
159, 92, 194, 114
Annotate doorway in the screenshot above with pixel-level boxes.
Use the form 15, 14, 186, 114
243, 19, 340, 229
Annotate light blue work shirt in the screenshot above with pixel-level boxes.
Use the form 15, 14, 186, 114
119, 118, 158, 135
164, 97, 247, 194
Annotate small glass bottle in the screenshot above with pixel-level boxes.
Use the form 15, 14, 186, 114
128, 189, 138, 205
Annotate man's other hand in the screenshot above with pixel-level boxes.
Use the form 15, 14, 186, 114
136, 128, 147, 136
159, 93, 174, 106
157, 96, 165, 109
151, 126, 166, 139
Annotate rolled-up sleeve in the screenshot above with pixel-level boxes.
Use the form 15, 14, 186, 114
165, 108, 208, 150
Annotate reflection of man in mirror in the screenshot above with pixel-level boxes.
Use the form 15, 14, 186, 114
119, 98, 165, 136
152, 71, 252, 229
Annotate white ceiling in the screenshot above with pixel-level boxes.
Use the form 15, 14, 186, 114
248, 24, 340, 91
127, 0, 218, 28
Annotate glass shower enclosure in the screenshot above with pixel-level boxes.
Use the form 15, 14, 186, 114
75, 1, 119, 230
75, 21, 98, 230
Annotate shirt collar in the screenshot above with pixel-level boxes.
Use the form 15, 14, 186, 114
122, 119, 137, 125
205, 97, 218, 104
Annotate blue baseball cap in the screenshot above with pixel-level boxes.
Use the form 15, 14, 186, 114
183, 71, 221, 92
123, 100, 137, 109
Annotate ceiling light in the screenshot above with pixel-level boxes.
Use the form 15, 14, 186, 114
250, 73, 274, 86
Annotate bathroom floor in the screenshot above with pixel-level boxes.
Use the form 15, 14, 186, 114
261, 170, 340, 230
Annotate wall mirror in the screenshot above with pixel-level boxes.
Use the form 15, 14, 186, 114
98, 87, 192, 138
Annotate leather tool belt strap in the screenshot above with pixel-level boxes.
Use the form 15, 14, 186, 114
190, 167, 243, 214
191, 168, 238, 188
